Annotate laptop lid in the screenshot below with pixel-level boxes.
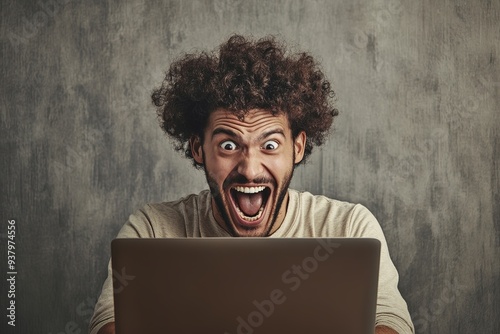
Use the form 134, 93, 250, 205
111, 238, 380, 334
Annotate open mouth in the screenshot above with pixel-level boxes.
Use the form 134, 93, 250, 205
229, 185, 271, 225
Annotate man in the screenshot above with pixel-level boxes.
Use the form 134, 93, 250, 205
90, 35, 414, 334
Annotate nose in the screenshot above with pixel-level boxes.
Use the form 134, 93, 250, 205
236, 149, 264, 182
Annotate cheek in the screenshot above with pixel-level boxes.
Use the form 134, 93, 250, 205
265, 156, 293, 181
205, 155, 234, 183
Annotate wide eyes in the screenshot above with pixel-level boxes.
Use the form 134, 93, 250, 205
219, 140, 280, 151
220, 140, 237, 150
263, 140, 279, 150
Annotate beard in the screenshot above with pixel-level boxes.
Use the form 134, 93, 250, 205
204, 165, 294, 237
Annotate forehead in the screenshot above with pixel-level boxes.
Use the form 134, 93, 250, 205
205, 109, 291, 136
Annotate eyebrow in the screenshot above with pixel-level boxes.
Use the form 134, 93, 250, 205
211, 128, 286, 141
257, 128, 285, 141
211, 128, 238, 139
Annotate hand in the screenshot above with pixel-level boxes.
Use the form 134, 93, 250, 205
375, 325, 398, 334
96, 322, 115, 334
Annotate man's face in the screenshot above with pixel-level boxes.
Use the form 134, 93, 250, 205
191, 109, 306, 237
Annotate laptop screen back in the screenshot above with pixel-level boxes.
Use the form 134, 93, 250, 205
111, 238, 380, 334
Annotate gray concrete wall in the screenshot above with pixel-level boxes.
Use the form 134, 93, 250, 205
1, 0, 498, 333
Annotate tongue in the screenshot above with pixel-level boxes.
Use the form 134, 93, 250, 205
235, 192, 263, 217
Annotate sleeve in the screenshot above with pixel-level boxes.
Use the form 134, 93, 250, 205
347, 204, 415, 334
88, 208, 155, 334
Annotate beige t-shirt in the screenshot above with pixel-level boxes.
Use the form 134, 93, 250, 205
89, 189, 414, 333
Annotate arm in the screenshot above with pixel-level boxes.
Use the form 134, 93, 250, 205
348, 205, 414, 333
90, 209, 156, 334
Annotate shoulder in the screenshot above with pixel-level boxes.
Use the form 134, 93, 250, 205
288, 189, 380, 237
144, 190, 210, 217
119, 190, 211, 238
291, 189, 359, 219
291, 189, 355, 209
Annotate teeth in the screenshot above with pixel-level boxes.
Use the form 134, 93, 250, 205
236, 206, 264, 222
231, 186, 267, 222
234, 186, 266, 194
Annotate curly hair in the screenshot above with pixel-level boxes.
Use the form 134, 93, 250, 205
152, 34, 338, 168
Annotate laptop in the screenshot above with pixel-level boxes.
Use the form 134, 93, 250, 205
111, 238, 380, 334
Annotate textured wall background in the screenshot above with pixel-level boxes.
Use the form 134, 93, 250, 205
1, 0, 498, 333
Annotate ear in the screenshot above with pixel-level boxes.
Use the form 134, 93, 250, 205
190, 135, 204, 165
293, 131, 306, 164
